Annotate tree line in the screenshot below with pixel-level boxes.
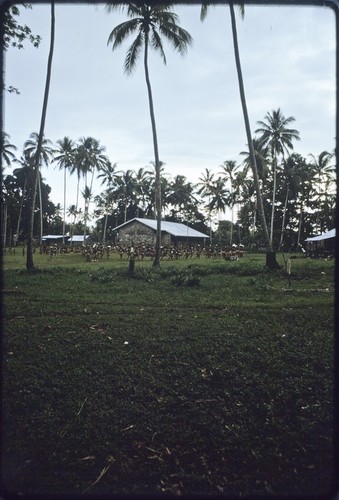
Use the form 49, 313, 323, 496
1, 108, 335, 251
1, 2, 336, 269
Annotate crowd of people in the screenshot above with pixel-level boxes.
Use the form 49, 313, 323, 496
3, 242, 246, 262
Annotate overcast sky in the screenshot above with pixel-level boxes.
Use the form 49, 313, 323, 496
3, 2, 336, 219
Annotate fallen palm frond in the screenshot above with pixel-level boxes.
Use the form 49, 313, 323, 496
81, 464, 111, 494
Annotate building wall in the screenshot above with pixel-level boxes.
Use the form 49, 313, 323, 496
117, 221, 157, 245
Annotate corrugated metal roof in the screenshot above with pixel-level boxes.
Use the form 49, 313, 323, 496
69, 235, 89, 242
305, 228, 336, 242
114, 218, 209, 238
42, 235, 64, 240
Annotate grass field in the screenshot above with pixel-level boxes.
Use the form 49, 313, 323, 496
1, 251, 336, 497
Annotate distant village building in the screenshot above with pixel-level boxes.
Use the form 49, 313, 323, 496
42, 235, 90, 246
113, 218, 209, 247
304, 228, 335, 258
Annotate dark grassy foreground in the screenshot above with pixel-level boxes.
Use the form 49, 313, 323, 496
1, 253, 336, 497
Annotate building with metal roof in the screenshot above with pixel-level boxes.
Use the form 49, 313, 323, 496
304, 228, 335, 258
113, 218, 209, 246
42, 235, 90, 246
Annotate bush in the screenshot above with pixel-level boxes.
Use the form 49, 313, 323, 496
170, 271, 201, 287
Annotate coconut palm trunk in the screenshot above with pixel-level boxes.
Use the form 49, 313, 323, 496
229, 2, 273, 265
26, 0, 55, 271
279, 181, 289, 250
269, 155, 277, 247
37, 172, 44, 244
2, 202, 7, 247
14, 175, 27, 246
143, 31, 162, 266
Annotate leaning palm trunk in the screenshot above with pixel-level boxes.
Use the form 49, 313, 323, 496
26, 0, 55, 271
229, 2, 273, 265
144, 31, 161, 267
103, 212, 109, 244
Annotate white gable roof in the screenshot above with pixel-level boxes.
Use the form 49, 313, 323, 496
114, 218, 209, 238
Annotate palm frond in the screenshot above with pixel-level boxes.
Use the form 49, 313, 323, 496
200, 2, 212, 22
107, 18, 140, 50
124, 31, 144, 74
150, 28, 166, 65
105, 2, 129, 14
158, 22, 193, 55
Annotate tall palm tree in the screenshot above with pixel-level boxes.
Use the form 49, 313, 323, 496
134, 167, 151, 217
24, 131, 54, 247
197, 168, 215, 242
308, 151, 334, 233
201, 2, 273, 266
0, 135, 17, 246
53, 137, 76, 243
69, 144, 85, 239
12, 152, 33, 246
97, 161, 120, 241
106, 2, 192, 266
81, 185, 92, 238
97, 160, 119, 189
278, 153, 305, 250
219, 160, 240, 245
240, 137, 269, 182
255, 108, 300, 247
26, 0, 55, 270
208, 177, 230, 223
76, 137, 109, 236
113, 169, 137, 223
1, 132, 17, 171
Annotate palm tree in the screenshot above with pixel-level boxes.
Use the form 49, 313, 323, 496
81, 185, 92, 238
278, 153, 305, 250
53, 137, 76, 243
77, 137, 108, 192
197, 168, 215, 242
134, 167, 151, 217
97, 160, 119, 189
240, 137, 269, 182
113, 169, 137, 223
201, 2, 273, 266
12, 152, 33, 246
208, 177, 230, 223
97, 161, 120, 239
255, 108, 300, 247
1, 132, 17, 171
26, 0, 54, 270
106, 2, 192, 266
76, 137, 109, 236
69, 144, 85, 239
219, 160, 240, 245
308, 151, 334, 233
24, 131, 54, 248
0, 133, 17, 245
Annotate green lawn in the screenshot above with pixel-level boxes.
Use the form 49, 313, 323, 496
1, 252, 335, 496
